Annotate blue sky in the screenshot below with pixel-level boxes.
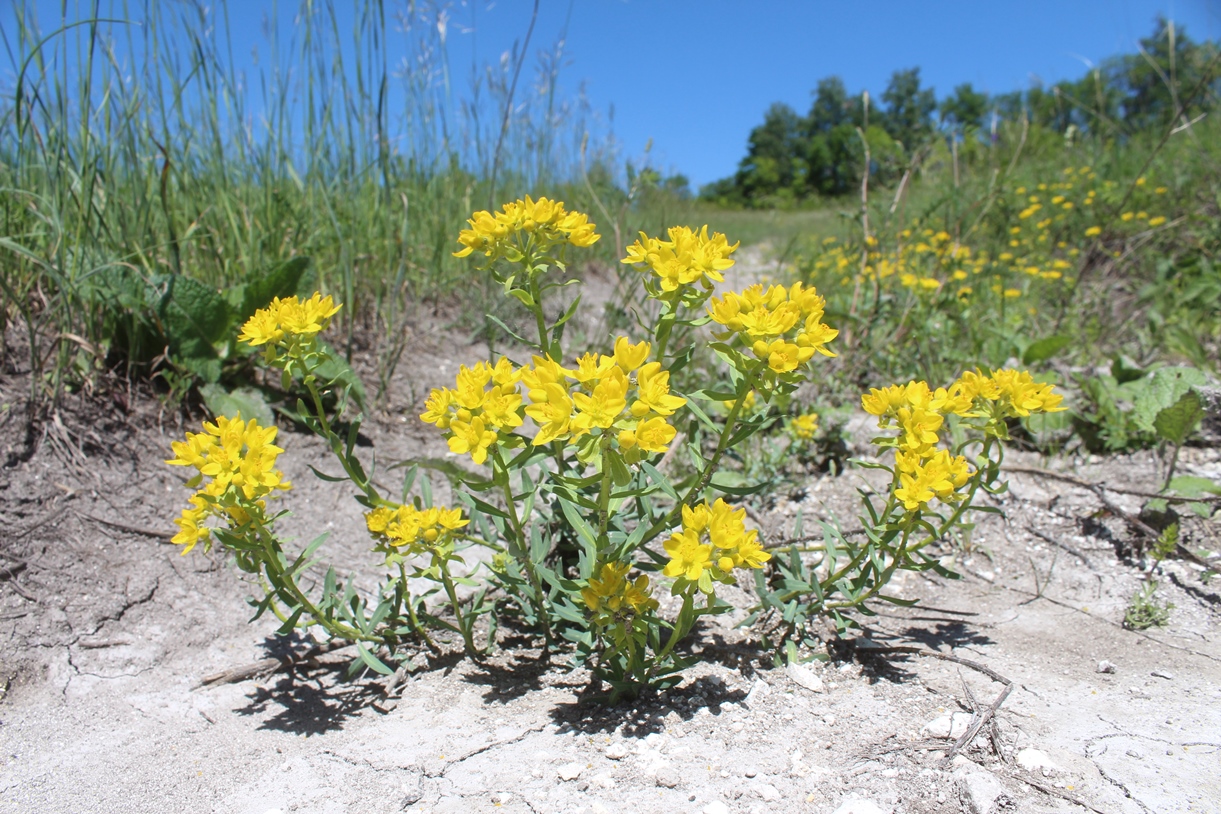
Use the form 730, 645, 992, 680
5, 1, 1220, 188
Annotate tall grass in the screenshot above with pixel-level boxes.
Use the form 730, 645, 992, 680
0, 0, 628, 408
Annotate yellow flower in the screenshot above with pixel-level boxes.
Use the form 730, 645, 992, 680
662, 498, 769, 591
170, 494, 212, 555
420, 387, 458, 429
447, 415, 498, 464
630, 362, 686, 417
166, 416, 290, 554
662, 529, 713, 581
572, 367, 629, 432
454, 196, 600, 260
238, 293, 341, 348
367, 503, 468, 552
1148, 216, 1166, 227
624, 416, 677, 454
612, 337, 650, 372
622, 225, 739, 297
525, 382, 575, 446
582, 562, 658, 616
789, 412, 819, 441
898, 405, 943, 451
861, 384, 908, 420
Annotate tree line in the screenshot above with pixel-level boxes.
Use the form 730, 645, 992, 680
701, 18, 1219, 207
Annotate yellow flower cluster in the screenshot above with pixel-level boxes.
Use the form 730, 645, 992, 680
861, 380, 973, 511
708, 282, 838, 375
662, 499, 770, 592
365, 504, 468, 554
165, 416, 291, 553
621, 225, 739, 301
862, 370, 1064, 511
238, 293, 341, 348
582, 562, 659, 618
419, 338, 686, 464
453, 196, 600, 261
789, 412, 820, 441
958, 368, 1067, 419
805, 170, 1172, 308
420, 358, 523, 465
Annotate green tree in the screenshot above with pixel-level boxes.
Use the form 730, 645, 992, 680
940, 82, 989, 132
882, 67, 936, 150
734, 102, 804, 205
802, 77, 867, 197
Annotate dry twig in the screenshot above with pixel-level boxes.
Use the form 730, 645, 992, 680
196, 640, 353, 689
860, 643, 1013, 766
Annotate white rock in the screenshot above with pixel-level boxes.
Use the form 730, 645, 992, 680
703, 803, 731, 814
745, 678, 771, 707
643, 732, 666, 748
786, 662, 826, 693
604, 741, 629, 760
755, 783, 782, 802
831, 798, 890, 814
557, 762, 584, 781
955, 767, 1012, 814
655, 766, 681, 788
1097, 660, 1117, 674
1015, 748, 1061, 773
591, 772, 616, 789
923, 712, 972, 739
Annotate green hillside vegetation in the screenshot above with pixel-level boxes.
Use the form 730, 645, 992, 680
702, 18, 1219, 207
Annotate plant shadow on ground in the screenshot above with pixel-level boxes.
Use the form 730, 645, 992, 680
548, 671, 751, 738
842, 618, 997, 686
232, 635, 462, 735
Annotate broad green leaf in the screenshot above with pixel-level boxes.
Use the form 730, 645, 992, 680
1167, 476, 1221, 498
1132, 367, 1207, 433
199, 383, 275, 426
239, 257, 311, 321
1022, 334, 1071, 365
1152, 390, 1204, 446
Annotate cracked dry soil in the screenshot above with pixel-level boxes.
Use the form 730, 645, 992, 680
2, 255, 1220, 814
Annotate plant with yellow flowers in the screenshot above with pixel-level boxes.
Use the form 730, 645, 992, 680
748, 367, 1065, 652
167, 293, 486, 673
165, 197, 1064, 700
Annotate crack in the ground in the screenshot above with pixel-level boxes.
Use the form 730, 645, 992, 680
426, 723, 549, 777
1090, 757, 1155, 814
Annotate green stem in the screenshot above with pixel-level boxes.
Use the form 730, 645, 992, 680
648, 590, 697, 680
303, 368, 380, 503
491, 445, 553, 647
527, 268, 551, 357
654, 305, 677, 362
596, 437, 613, 546
399, 561, 439, 653
437, 555, 481, 657
251, 513, 371, 643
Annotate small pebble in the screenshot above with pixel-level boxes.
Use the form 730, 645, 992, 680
755, 783, 782, 802
744, 766, 758, 778
1151, 670, 1175, 680
1097, 660, 1117, 674
655, 767, 681, 788
605, 741, 629, 760
557, 762, 584, 781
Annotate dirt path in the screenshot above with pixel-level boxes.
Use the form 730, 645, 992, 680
1, 252, 1219, 814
